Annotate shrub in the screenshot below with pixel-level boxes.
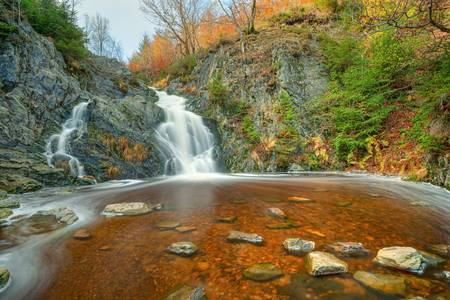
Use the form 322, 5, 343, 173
166, 54, 197, 78
242, 115, 260, 143
207, 71, 228, 106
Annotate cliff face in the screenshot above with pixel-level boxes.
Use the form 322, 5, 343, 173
0, 11, 163, 193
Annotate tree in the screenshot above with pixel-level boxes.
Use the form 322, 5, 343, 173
59, 0, 82, 21
139, 0, 206, 55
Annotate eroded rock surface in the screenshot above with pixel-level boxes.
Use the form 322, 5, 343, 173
374, 247, 425, 273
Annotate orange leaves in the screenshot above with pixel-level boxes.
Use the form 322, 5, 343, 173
102, 134, 149, 163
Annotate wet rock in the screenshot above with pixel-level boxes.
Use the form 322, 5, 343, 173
336, 200, 352, 207
243, 263, 283, 281
167, 242, 198, 257
266, 222, 299, 230
0, 267, 10, 289
0, 190, 6, 200
266, 207, 287, 219
165, 285, 205, 300
0, 208, 13, 219
103, 202, 151, 216
305, 251, 348, 276
227, 230, 263, 245
442, 271, 450, 283
34, 207, 78, 225
353, 271, 406, 296
156, 221, 181, 230
419, 251, 446, 267
326, 242, 369, 258
73, 229, 91, 240
374, 247, 425, 274
77, 175, 97, 185
99, 245, 112, 251
287, 196, 315, 203
175, 226, 197, 233
216, 216, 237, 223
426, 244, 450, 258
0, 198, 20, 209
283, 238, 315, 255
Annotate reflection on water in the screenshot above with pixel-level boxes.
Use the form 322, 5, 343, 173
0, 174, 449, 299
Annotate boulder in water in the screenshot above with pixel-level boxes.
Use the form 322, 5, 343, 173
73, 229, 91, 240
266, 207, 287, 219
326, 242, 369, 258
165, 285, 205, 300
167, 242, 198, 257
305, 251, 348, 276
227, 230, 263, 245
0, 267, 10, 289
426, 244, 450, 258
353, 271, 406, 296
103, 202, 152, 216
34, 207, 78, 225
243, 262, 283, 281
373, 247, 425, 273
0, 198, 20, 209
283, 238, 315, 255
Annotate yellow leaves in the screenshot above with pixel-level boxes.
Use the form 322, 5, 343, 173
106, 166, 120, 179
308, 136, 330, 164
260, 136, 277, 152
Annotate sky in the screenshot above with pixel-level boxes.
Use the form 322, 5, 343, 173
78, 0, 156, 60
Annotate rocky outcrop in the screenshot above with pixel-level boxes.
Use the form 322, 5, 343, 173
0, 9, 163, 192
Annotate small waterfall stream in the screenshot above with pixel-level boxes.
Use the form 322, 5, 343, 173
154, 90, 216, 175
45, 102, 90, 177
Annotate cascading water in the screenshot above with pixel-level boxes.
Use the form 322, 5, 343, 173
45, 102, 90, 177
154, 90, 216, 175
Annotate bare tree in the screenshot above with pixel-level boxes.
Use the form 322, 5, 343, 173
139, 0, 205, 55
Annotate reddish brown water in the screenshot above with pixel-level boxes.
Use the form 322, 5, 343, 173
1, 174, 450, 299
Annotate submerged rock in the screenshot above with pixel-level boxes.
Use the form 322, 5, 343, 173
156, 221, 181, 230
374, 247, 425, 274
336, 200, 352, 207
175, 226, 196, 233
266, 207, 287, 219
216, 216, 237, 223
167, 242, 198, 257
427, 244, 450, 258
227, 230, 264, 245
73, 229, 91, 240
283, 238, 315, 255
0, 198, 19, 209
419, 251, 446, 267
353, 271, 406, 296
305, 251, 348, 276
0, 267, 10, 289
103, 202, 152, 216
34, 207, 78, 225
166, 285, 205, 300
0, 208, 13, 219
243, 263, 283, 281
326, 242, 369, 258
287, 196, 315, 203
266, 221, 299, 230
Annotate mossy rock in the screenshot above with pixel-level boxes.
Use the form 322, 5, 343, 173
243, 262, 283, 281
0, 208, 13, 219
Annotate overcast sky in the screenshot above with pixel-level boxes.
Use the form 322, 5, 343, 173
78, 0, 156, 60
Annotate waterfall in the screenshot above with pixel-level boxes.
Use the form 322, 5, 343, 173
45, 102, 90, 177
154, 90, 216, 175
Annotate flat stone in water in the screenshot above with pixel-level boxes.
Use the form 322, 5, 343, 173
336, 200, 352, 207
410, 201, 429, 207
326, 242, 369, 258
266, 207, 287, 219
227, 230, 263, 245
287, 196, 315, 203
0, 267, 10, 289
427, 244, 450, 258
305, 251, 348, 276
216, 216, 237, 223
156, 221, 181, 230
283, 238, 315, 255
103, 202, 151, 216
0, 208, 13, 219
167, 242, 198, 257
243, 263, 283, 281
165, 285, 205, 300
419, 251, 446, 267
73, 229, 91, 240
0, 199, 20, 209
175, 226, 196, 233
374, 246, 425, 274
353, 271, 406, 296
34, 207, 78, 225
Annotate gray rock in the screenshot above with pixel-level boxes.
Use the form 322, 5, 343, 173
374, 247, 425, 274
326, 242, 369, 258
227, 230, 264, 245
353, 271, 406, 296
305, 251, 348, 276
0, 208, 13, 219
283, 238, 315, 255
166, 285, 205, 300
0, 267, 10, 289
266, 207, 287, 219
243, 262, 283, 281
427, 244, 450, 258
0, 198, 20, 209
103, 202, 151, 216
167, 242, 198, 257
442, 271, 450, 283
34, 207, 78, 225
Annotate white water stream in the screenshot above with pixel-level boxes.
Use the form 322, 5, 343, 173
154, 90, 216, 175
45, 102, 90, 177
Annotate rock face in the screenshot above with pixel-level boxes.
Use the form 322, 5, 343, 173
374, 247, 425, 273
266, 207, 287, 219
305, 251, 348, 276
326, 242, 369, 258
353, 271, 406, 296
165, 285, 205, 300
0, 267, 10, 289
167, 242, 198, 257
243, 263, 283, 281
0, 10, 163, 192
34, 207, 78, 225
283, 238, 315, 255
103, 202, 151, 216
227, 230, 264, 245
